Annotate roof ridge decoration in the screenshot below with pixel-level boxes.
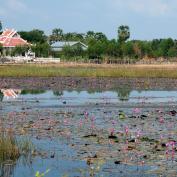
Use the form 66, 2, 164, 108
0, 28, 28, 47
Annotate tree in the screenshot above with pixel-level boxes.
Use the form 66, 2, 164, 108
11, 45, 29, 56
63, 32, 84, 42
18, 29, 47, 44
31, 43, 51, 57
118, 25, 130, 43
105, 39, 119, 57
87, 40, 107, 59
0, 44, 3, 56
62, 45, 85, 59
49, 28, 63, 44
94, 32, 107, 42
85, 31, 95, 43
0, 21, 2, 32
159, 38, 174, 57
122, 41, 134, 58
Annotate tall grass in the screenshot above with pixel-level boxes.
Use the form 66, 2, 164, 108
0, 133, 34, 161
0, 133, 20, 162
0, 132, 34, 177
0, 64, 177, 78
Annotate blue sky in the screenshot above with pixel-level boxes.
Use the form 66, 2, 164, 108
0, 0, 176, 40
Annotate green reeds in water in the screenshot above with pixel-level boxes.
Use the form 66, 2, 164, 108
0, 132, 34, 177
0, 133, 20, 163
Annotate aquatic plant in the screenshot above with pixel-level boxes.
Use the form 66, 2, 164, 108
0, 133, 20, 162
133, 108, 141, 114
0, 133, 34, 162
159, 116, 164, 124
166, 141, 176, 161
124, 126, 129, 136
35, 169, 50, 177
0, 132, 34, 177
135, 129, 142, 144
119, 111, 126, 119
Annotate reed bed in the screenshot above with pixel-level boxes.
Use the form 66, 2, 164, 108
0, 64, 177, 78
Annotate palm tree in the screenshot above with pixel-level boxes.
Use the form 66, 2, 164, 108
118, 25, 130, 43
49, 28, 63, 43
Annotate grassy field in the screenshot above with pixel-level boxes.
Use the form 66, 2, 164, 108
1, 63, 177, 78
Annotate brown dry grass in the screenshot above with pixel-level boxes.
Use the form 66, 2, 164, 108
0, 63, 177, 78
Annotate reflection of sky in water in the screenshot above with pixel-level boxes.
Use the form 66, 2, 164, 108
0, 90, 170, 177
2, 90, 177, 106
13, 139, 156, 177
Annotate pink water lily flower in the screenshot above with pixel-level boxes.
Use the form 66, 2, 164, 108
133, 108, 141, 114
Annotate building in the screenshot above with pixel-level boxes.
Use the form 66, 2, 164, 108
51, 41, 88, 52
0, 29, 29, 55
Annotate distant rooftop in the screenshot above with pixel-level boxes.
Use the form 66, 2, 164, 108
0, 29, 28, 47
51, 41, 88, 48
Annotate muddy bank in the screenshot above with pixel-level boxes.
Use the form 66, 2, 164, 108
0, 77, 177, 90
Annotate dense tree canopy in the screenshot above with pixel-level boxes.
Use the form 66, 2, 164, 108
49, 28, 63, 44
18, 29, 47, 44
2, 25, 175, 62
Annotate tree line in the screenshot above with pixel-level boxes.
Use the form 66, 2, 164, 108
1, 22, 177, 62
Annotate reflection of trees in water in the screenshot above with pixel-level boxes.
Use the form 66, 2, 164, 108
87, 89, 102, 94
0, 91, 3, 102
52, 88, 132, 102
53, 91, 63, 96
21, 90, 46, 95
117, 87, 132, 101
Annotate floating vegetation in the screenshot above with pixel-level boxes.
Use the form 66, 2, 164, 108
35, 169, 50, 177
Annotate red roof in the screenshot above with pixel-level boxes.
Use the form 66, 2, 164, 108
0, 29, 28, 47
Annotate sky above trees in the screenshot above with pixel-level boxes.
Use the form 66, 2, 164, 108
0, 0, 177, 40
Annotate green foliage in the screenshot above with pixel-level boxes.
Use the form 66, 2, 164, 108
0, 21, 2, 32
118, 25, 130, 43
63, 32, 84, 42
0, 43, 3, 56
62, 45, 85, 59
18, 29, 47, 44
12, 27, 177, 61
21, 90, 46, 95
49, 28, 63, 44
1, 64, 177, 78
31, 43, 51, 57
87, 39, 107, 59
105, 40, 119, 57
0, 132, 34, 165
12, 45, 29, 56
35, 169, 50, 177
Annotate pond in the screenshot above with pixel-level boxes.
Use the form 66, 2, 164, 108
0, 88, 177, 177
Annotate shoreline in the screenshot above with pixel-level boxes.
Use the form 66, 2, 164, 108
1, 77, 177, 90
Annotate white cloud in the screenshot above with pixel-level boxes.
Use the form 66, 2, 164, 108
6, 0, 26, 11
129, 0, 169, 16
0, 0, 26, 16
110, 0, 172, 16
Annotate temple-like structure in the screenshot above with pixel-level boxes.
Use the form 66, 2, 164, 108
0, 29, 28, 55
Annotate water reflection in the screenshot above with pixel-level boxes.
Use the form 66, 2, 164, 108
1, 88, 177, 104
0, 89, 21, 100
116, 87, 131, 101
21, 90, 46, 95
0, 88, 133, 102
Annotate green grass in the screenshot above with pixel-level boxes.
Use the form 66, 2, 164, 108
0, 64, 177, 78
0, 132, 34, 163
